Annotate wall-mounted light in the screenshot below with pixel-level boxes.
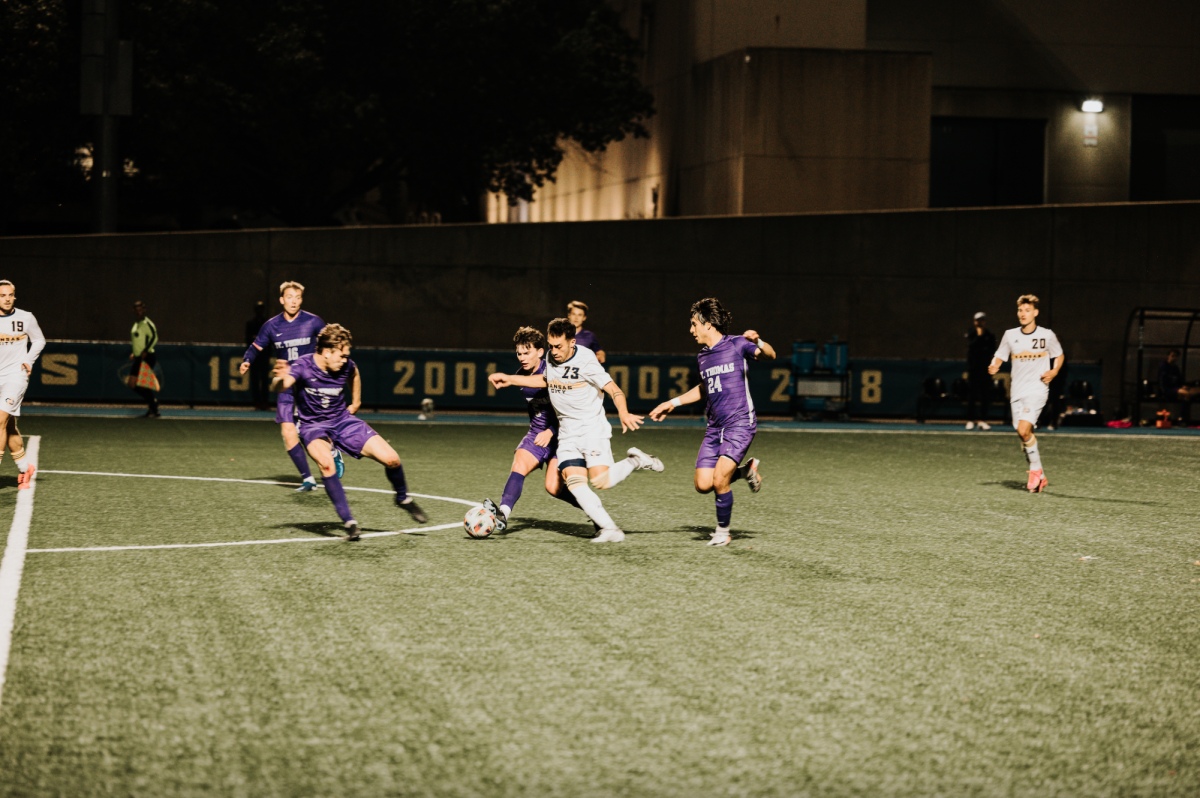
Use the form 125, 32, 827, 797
1081, 99, 1104, 113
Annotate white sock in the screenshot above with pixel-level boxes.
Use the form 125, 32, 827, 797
602, 457, 637, 489
567, 480, 617, 530
499, 504, 512, 519
12, 453, 27, 474
1023, 436, 1043, 471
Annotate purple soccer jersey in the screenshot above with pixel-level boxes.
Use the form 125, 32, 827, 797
573, 329, 601, 354
246, 310, 326, 364
290, 354, 378, 457
516, 361, 558, 465
698, 334, 759, 428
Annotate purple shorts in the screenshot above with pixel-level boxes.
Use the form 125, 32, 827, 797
696, 423, 756, 470
299, 414, 378, 459
517, 429, 557, 469
275, 390, 297, 425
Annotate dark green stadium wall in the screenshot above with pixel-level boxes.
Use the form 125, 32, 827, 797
5, 201, 1199, 411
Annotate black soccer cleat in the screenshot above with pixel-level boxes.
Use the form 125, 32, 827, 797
344, 521, 361, 541
396, 495, 428, 523
483, 498, 508, 532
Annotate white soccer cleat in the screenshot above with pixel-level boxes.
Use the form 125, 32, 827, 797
627, 447, 664, 472
978, 422, 991, 431
707, 527, 732, 546
965, 421, 976, 430
592, 527, 626, 543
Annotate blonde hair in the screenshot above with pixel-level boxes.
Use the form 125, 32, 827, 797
316, 323, 352, 352
567, 301, 588, 313
279, 281, 305, 296
1017, 294, 1039, 308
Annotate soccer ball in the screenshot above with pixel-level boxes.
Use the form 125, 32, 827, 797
463, 506, 496, 538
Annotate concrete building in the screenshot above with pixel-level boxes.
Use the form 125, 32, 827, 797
487, 0, 1200, 221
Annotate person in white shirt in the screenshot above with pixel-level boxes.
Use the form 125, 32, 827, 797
489, 318, 663, 542
988, 294, 1064, 493
0, 280, 46, 489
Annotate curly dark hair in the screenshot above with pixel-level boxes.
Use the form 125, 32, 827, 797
690, 297, 733, 333
316, 323, 353, 352
513, 326, 547, 350
546, 317, 577, 341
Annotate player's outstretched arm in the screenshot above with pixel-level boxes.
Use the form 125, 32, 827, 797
489, 372, 547, 390
1042, 354, 1065, 384
271, 360, 296, 392
743, 330, 776, 361
603, 381, 643, 432
650, 385, 703, 421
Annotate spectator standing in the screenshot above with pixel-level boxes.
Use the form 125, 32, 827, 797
966, 311, 996, 430
129, 300, 159, 417
567, 301, 606, 363
245, 300, 270, 410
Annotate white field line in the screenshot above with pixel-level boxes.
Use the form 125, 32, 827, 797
0, 435, 40, 712
27, 470, 476, 554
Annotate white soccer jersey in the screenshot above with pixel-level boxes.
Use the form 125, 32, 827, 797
0, 308, 46, 377
544, 343, 613, 440
994, 326, 1063, 400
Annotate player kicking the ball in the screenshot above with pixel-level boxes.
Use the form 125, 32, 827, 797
272, 323, 426, 540
489, 318, 663, 543
988, 294, 1064, 493
650, 298, 774, 546
481, 326, 586, 531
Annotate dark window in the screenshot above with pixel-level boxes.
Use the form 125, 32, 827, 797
930, 117, 1046, 208
1131, 95, 1200, 202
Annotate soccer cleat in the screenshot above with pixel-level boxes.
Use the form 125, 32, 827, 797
295, 478, 318, 492
1026, 469, 1048, 493
332, 448, 345, 479
708, 527, 732, 546
978, 422, 991, 431
396, 495, 428, 523
742, 458, 762, 493
344, 521, 361, 541
17, 465, 36, 490
483, 498, 507, 532
627, 447, 664, 472
591, 527, 625, 543
965, 421, 976, 430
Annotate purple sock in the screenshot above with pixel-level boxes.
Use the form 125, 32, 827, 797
386, 465, 407, 501
500, 472, 525, 513
715, 490, 733, 528
322, 475, 354, 523
287, 444, 312, 481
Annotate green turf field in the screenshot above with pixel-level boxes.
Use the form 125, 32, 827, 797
1, 417, 1198, 797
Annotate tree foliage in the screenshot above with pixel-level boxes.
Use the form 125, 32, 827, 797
1, 0, 654, 230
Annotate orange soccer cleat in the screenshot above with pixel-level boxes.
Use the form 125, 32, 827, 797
1026, 469, 1047, 493
17, 464, 36, 490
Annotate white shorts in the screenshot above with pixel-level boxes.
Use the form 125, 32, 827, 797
556, 432, 615, 469
1011, 395, 1046, 429
0, 374, 28, 417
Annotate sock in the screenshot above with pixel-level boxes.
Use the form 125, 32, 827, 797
599, 457, 637, 489
500, 472, 525, 517
715, 490, 733, 529
287, 444, 313, 481
322, 475, 355, 523
1022, 435, 1043, 471
556, 486, 582, 510
386, 464, 408, 501
566, 476, 617, 530
10, 447, 27, 474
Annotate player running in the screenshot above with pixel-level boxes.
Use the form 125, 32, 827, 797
649, 298, 775, 546
240, 281, 329, 491
988, 294, 1064, 493
0, 280, 45, 489
489, 318, 663, 543
481, 326, 583, 532
272, 324, 426, 540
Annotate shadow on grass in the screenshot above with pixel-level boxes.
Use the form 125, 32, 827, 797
984, 481, 1162, 506
0, 475, 18, 490
249, 475, 310, 487
269, 520, 395, 538
498, 519, 758, 544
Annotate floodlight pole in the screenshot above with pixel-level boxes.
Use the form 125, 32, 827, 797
81, 0, 132, 233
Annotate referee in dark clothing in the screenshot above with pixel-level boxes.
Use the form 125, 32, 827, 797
966, 311, 996, 430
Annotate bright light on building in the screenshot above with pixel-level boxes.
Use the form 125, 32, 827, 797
1081, 99, 1104, 113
